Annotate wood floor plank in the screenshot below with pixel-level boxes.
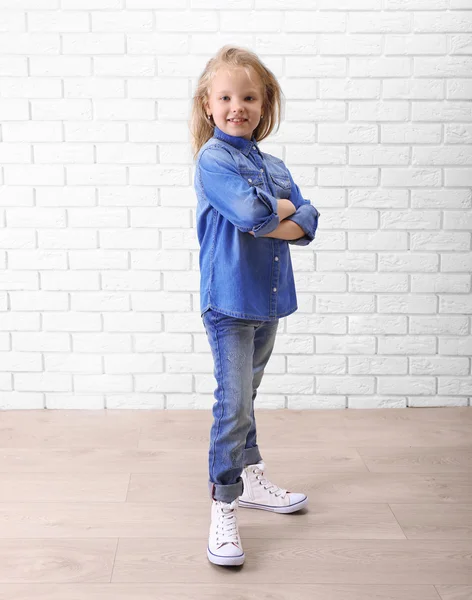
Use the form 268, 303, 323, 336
0, 473, 129, 502
0, 409, 210, 426
342, 423, 472, 447
342, 407, 472, 424
137, 421, 472, 449
342, 406, 472, 423
389, 504, 472, 539
111, 538, 472, 585
0, 539, 117, 583
358, 447, 472, 473
0, 583, 444, 600
435, 585, 472, 600
0, 502, 405, 539
0, 446, 368, 473
0, 424, 140, 448
1, 445, 471, 475
126, 471, 472, 504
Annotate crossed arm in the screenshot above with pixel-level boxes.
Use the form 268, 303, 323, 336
248, 199, 305, 240
198, 148, 313, 242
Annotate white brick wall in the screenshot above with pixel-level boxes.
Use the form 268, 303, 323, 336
0, 1, 471, 411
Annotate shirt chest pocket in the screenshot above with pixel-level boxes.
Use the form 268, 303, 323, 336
241, 171, 264, 188
270, 173, 291, 199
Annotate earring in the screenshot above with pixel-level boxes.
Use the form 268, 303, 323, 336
207, 114, 211, 120
260, 114, 264, 119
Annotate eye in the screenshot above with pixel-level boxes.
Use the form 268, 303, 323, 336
221, 96, 230, 101
246, 96, 254, 101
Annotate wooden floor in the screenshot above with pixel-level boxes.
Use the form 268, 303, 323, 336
0, 407, 471, 600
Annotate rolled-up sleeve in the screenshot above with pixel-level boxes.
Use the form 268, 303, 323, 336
287, 203, 320, 246
284, 168, 321, 246
198, 147, 280, 236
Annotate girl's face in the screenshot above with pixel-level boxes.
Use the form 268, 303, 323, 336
204, 66, 264, 140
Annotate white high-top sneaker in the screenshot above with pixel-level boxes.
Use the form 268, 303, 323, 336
239, 461, 308, 514
207, 497, 245, 566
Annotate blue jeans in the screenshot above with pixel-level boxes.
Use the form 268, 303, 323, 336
202, 308, 279, 503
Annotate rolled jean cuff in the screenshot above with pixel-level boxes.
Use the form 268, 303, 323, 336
243, 445, 262, 467
209, 477, 243, 502
208, 445, 263, 502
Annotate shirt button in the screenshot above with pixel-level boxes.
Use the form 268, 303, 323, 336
248, 178, 252, 183
274, 256, 279, 261
252, 146, 256, 150
273, 287, 277, 292
260, 168, 263, 173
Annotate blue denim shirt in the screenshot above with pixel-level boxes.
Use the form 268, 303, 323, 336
194, 125, 320, 321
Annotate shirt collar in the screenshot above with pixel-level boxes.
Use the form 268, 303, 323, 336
213, 125, 260, 157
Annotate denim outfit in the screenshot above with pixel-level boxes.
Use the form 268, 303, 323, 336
194, 125, 320, 502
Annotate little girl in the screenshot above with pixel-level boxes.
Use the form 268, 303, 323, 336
190, 45, 320, 567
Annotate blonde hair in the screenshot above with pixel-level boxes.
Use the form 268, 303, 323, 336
190, 45, 283, 160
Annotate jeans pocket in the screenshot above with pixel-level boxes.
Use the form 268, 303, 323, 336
202, 307, 221, 331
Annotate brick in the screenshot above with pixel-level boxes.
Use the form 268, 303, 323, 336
66, 166, 126, 185
128, 33, 187, 54
73, 333, 132, 353
28, 11, 89, 32
156, 11, 217, 32
5, 166, 65, 186
65, 122, 126, 142
286, 11, 345, 32
64, 78, 125, 99
0, 100, 29, 120
92, 11, 153, 32
130, 250, 190, 270
385, 33, 446, 54
94, 99, 155, 120
99, 187, 158, 206
0, 57, 27, 76
350, 57, 411, 77
34, 143, 94, 164
39, 229, 97, 249
0, 144, 31, 164
45, 354, 102, 374
349, 12, 411, 33
414, 11, 472, 33
10, 291, 68, 311
94, 56, 154, 77
9, 250, 67, 270
104, 353, 164, 374
30, 56, 91, 76
0, 33, 60, 54
128, 77, 187, 98
71, 292, 130, 312
3, 122, 62, 142
62, 0, 121, 9
13, 332, 70, 351
41, 271, 100, 290
0, 12, 25, 31
0, 77, 62, 98
15, 373, 72, 392
74, 375, 133, 393
68, 208, 128, 228
69, 250, 128, 270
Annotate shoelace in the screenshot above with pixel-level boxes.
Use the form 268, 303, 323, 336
215, 501, 240, 548
253, 466, 288, 499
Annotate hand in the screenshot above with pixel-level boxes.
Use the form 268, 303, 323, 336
248, 231, 255, 236
253, 220, 304, 241
277, 199, 297, 220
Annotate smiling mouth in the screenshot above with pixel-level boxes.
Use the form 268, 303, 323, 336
228, 118, 247, 122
